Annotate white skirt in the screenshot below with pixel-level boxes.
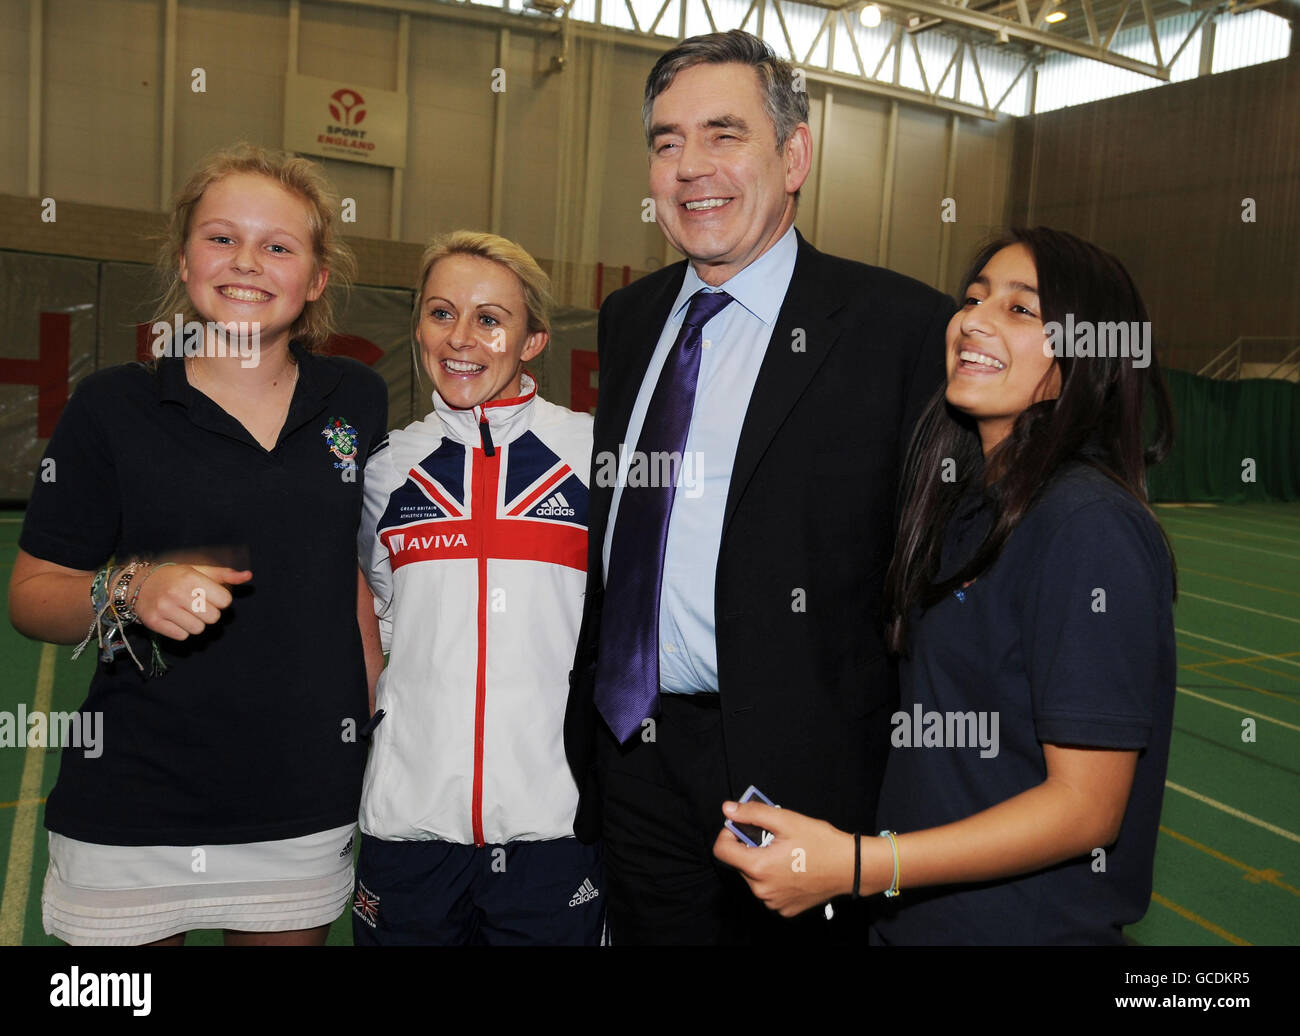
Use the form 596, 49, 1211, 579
42, 824, 357, 946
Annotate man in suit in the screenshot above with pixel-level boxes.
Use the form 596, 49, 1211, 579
564, 28, 953, 944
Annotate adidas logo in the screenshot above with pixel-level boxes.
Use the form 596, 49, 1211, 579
536, 492, 575, 517
568, 877, 600, 907
339, 834, 355, 858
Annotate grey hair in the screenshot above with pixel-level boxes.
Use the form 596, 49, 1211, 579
641, 29, 810, 151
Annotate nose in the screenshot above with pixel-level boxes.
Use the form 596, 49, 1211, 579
449, 313, 478, 350
676, 134, 715, 180
231, 240, 261, 274
960, 304, 992, 338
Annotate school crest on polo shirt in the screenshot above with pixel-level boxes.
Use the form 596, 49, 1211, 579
322, 417, 359, 470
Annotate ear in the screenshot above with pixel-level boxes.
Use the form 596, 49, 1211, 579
306, 265, 329, 302
520, 329, 548, 363
784, 122, 813, 196
178, 249, 189, 284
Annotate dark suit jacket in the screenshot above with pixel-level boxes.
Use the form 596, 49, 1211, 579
564, 227, 952, 842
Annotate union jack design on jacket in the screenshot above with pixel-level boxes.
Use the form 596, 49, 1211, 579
358, 373, 592, 845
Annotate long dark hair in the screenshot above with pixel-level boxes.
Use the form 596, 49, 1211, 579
882, 227, 1176, 654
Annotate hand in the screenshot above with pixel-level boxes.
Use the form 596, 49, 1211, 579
712, 800, 855, 918
132, 564, 253, 641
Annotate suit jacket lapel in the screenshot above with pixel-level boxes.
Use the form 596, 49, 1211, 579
723, 230, 843, 537
589, 262, 686, 582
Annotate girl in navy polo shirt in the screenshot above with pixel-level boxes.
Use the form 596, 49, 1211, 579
9, 143, 387, 945
714, 227, 1177, 945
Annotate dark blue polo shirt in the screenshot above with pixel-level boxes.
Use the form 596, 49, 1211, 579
20, 342, 387, 845
872, 463, 1176, 945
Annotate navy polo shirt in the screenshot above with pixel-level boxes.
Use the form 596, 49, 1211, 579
872, 463, 1176, 945
20, 342, 387, 845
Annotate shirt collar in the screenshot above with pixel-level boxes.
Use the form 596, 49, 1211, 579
670, 222, 798, 327
156, 339, 338, 408
430, 371, 538, 449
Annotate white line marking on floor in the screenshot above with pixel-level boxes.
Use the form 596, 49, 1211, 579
1166, 531, 1300, 563
0, 643, 55, 946
1175, 627, 1300, 672
1177, 686, 1300, 733
1166, 781, 1300, 846
1178, 591, 1300, 626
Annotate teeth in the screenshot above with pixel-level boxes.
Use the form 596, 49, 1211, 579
684, 198, 730, 210
959, 349, 1005, 370
220, 286, 271, 302
444, 359, 485, 373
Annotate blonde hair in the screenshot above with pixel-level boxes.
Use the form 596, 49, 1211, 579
411, 230, 553, 383
151, 141, 355, 353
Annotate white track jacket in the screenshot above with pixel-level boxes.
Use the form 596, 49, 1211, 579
358, 374, 593, 844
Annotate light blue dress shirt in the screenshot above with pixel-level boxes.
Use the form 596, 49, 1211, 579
602, 224, 798, 694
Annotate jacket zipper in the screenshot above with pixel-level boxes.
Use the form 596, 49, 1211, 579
471, 405, 492, 847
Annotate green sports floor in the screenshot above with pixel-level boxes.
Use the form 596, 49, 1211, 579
1, 503, 1297, 946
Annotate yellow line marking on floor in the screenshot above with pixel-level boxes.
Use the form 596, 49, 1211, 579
1181, 566, 1300, 600
1179, 662, 1300, 701
0, 643, 55, 946
0, 798, 47, 811
1176, 686, 1300, 733
1159, 825, 1300, 897
1178, 590, 1300, 626
1177, 642, 1300, 692
1166, 781, 1300, 845
1175, 627, 1300, 672
1180, 660, 1300, 693
1183, 649, 1300, 666
1150, 892, 1251, 945
1166, 531, 1300, 562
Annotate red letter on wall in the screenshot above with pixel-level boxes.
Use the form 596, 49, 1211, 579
571, 349, 598, 416
0, 313, 71, 438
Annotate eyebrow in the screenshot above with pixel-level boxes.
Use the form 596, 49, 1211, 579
195, 218, 308, 247
970, 274, 1039, 295
424, 295, 514, 316
649, 114, 751, 141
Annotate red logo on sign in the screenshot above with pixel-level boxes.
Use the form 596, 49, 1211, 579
329, 89, 366, 126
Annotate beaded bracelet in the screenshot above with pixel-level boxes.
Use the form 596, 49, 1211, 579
110, 561, 149, 624
71, 560, 168, 677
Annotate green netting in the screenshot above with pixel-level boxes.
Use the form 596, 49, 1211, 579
1148, 369, 1300, 502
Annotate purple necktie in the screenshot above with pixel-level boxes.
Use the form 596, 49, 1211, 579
594, 288, 734, 743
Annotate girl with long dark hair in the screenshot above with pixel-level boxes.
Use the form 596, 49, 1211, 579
713, 227, 1177, 944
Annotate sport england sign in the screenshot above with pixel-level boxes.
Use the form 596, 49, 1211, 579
284, 74, 408, 169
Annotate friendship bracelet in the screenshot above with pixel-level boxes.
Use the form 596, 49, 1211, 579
72, 565, 115, 660
71, 559, 158, 677
879, 830, 901, 898
852, 832, 862, 899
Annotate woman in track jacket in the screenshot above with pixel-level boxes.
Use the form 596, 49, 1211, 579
353, 231, 602, 945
